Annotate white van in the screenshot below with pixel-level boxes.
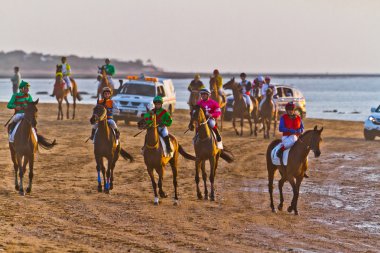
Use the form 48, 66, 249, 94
113, 75, 176, 123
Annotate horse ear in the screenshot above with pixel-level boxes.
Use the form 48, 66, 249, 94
319, 127, 324, 133
232, 77, 235, 81
313, 125, 318, 131
34, 98, 39, 105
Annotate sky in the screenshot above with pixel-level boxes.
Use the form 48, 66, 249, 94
0, 0, 379, 73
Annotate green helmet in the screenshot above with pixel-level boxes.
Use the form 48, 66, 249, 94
19, 80, 30, 90
153, 96, 163, 103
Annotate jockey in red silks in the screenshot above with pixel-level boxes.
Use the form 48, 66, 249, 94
196, 88, 222, 142
276, 102, 304, 158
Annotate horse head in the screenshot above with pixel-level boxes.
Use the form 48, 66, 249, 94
24, 99, 39, 128
301, 126, 324, 158
90, 104, 107, 125
222, 77, 236, 90
266, 88, 273, 97
189, 105, 207, 131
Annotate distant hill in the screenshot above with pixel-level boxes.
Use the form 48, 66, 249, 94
0, 50, 163, 78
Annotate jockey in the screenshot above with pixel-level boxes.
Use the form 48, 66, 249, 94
7, 80, 34, 132
90, 87, 120, 142
238, 72, 252, 106
103, 58, 116, 87
213, 69, 225, 102
276, 102, 304, 158
194, 88, 222, 142
188, 74, 205, 92
259, 75, 277, 110
143, 96, 173, 153
59, 57, 72, 95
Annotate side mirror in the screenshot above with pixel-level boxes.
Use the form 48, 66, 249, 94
371, 107, 376, 113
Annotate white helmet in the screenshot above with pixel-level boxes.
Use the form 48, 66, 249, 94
257, 75, 265, 83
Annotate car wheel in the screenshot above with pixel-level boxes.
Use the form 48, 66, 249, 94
364, 129, 375, 141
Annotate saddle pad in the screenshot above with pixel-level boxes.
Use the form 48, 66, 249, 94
159, 136, 174, 158
9, 121, 38, 144
271, 143, 290, 166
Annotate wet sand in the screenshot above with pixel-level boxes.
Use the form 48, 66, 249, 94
0, 102, 378, 252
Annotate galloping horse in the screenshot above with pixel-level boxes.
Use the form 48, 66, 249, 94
138, 114, 195, 205
9, 99, 57, 195
223, 78, 254, 136
209, 76, 226, 131
90, 104, 133, 193
266, 126, 323, 215
97, 66, 114, 99
189, 105, 234, 201
54, 65, 82, 120
260, 88, 277, 139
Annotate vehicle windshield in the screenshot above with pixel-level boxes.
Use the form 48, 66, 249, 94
376, 106, 380, 113
120, 83, 155, 96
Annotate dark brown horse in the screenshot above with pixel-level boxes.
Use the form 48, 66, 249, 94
54, 65, 82, 120
267, 126, 323, 215
223, 78, 254, 136
260, 88, 277, 139
90, 104, 133, 193
210, 76, 226, 131
97, 66, 114, 99
138, 114, 195, 205
189, 105, 234, 201
9, 99, 57, 195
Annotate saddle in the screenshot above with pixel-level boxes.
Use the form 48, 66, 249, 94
271, 143, 290, 166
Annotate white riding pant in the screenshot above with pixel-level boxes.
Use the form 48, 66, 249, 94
92, 119, 117, 130
281, 135, 298, 149
243, 94, 252, 109
259, 96, 276, 110
158, 126, 169, 137
208, 118, 216, 129
9, 113, 24, 124
63, 76, 72, 89
218, 88, 224, 97
106, 76, 116, 88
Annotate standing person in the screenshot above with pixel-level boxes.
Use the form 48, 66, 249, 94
7, 81, 34, 138
142, 96, 173, 153
103, 58, 116, 87
90, 87, 121, 142
10, 66, 21, 94
59, 57, 73, 95
194, 88, 222, 142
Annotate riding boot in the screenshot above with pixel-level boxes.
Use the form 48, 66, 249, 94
89, 129, 96, 141
163, 136, 172, 153
8, 122, 16, 134
212, 128, 222, 142
69, 87, 73, 96
276, 147, 284, 158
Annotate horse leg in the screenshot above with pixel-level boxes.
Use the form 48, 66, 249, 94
201, 160, 208, 200
104, 157, 112, 194
17, 154, 25, 196
169, 153, 179, 203
64, 96, 70, 120
209, 156, 216, 201
268, 119, 271, 139
26, 154, 34, 193
268, 165, 276, 212
278, 176, 286, 211
240, 115, 244, 136
233, 116, 239, 136
72, 95, 76, 120
263, 119, 267, 139
195, 159, 202, 199
292, 176, 303, 215
10, 146, 19, 191
273, 113, 277, 137
147, 167, 159, 205
158, 166, 167, 198
248, 114, 253, 136
287, 176, 298, 215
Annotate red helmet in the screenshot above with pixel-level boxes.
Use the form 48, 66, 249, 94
285, 102, 295, 110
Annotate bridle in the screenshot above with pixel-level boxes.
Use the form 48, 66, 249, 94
144, 121, 160, 150
298, 131, 318, 153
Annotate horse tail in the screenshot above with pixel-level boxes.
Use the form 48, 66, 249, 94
37, 134, 57, 150
70, 79, 83, 101
178, 144, 196, 160
220, 145, 234, 163
120, 148, 134, 162
76, 93, 83, 101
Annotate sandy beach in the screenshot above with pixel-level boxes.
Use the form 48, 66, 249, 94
0, 102, 378, 252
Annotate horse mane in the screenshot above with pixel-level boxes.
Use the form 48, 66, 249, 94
299, 129, 314, 139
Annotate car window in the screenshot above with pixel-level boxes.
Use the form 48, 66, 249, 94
276, 87, 283, 98
283, 88, 293, 97
376, 106, 380, 113
120, 83, 155, 96
157, 86, 166, 97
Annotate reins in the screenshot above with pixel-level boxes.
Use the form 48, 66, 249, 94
144, 122, 160, 150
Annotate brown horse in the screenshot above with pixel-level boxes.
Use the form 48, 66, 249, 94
223, 78, 254, 136
209, 76, 226, 131
188, 90, 200, 113
90, 104, 133, 193
267, 126, 323, 215
97, 66, 114, 99
138, 114, 195, 205
260, 88, 277, 139
53, 65, 82, 120
189, 105, 234, 201
9, 99, 57, 195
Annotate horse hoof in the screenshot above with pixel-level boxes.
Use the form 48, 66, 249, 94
173, 200, 179, 206
294, 211, 299, 216
278, 204, 283, 211
210, 196, 215, 201
204, 194, 209, 200
26, 187, 31, 193
154, 197, 159, 205
104, 189, 110, 194
160, 192, 168, 198
197, 193, 203, 200
287, 206, 293, 213
15, 185, 19, 191
271, 208, 277, 213
19, 191, 25, 196
110, 184, 113, 190
97, 186, 102, 193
